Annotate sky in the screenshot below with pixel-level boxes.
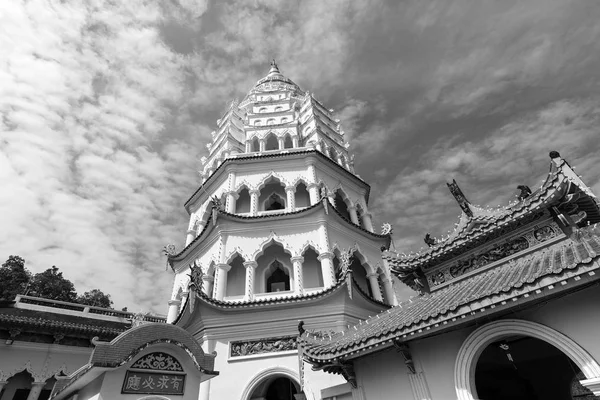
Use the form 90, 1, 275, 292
1, 0, 600, 313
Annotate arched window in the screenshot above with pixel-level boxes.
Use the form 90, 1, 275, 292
349, 252, 374, 298
281, 117, 288, 123
259, 107, 267, 113
259, 177, 286, 212
267, 118, 275, 125
266, 260, 290, 292
283, 134, 293, 149
302, 247, 323, 289
275, 106, 283, 112
236, 187, 251, 213
226, 254, 245, 297
265, 133, 278, 151
294, 182, 310, 208
334, 189, 352, 221
251, 137, 260, 152
255, 119, 262, 126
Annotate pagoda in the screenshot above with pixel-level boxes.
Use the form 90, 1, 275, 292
165, 61, 397, 400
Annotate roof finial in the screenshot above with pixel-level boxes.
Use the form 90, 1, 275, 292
447, 179, 474, 218
268, 59, 280, 76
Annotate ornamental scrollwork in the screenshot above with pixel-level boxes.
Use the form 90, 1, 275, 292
131, 352, 183, 372
230, 336, 297, 357
533, 225, 558, 243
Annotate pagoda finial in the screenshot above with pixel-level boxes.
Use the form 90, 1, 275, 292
268, 59, 280, 76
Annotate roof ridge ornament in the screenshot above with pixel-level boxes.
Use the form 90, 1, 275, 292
447, 179, 474, 218
268, 58, 280, 76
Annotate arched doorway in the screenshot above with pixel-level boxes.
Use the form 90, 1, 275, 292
242, 367, 303, 400
475, 336, 599, 399
455, 319, 600, 400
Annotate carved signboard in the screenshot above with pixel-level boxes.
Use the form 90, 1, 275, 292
230, 336, 297, 357
122, 371, 186, 395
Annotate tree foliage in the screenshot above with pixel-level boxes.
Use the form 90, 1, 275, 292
77, 289, 113, 309
28, 266, 78, 303
0, 255, 31, 300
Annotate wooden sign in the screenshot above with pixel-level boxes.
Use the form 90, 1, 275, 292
122, 370, 186, 395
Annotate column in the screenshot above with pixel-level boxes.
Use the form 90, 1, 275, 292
292, 136, 299, 147
315, 141, 322, 152
381, 276, 398, 306
307, 183, 319, 205
291, 256, 304, 295
327, 191, 335, 206
185, 228, 196, 246
245, 140, 251, 153
408, 372, 432, 400
278, 136, 285, 150
348, 205, 359, 225
202, 275, 214, 297
250, 189, 260, 216
243, 261, 257, 301
367, 273, 383, 301
166, 299, 181, 323
199, 338, 216, 400
259, 139, 266, 152
361, 211, 374, 232
27, 382, 47, 400
318, 252, 336, 288
226, 191, 238, 213
214, 264, 231, 300
286, 186, 296, 212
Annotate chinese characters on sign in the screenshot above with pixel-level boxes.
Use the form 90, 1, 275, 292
122, 371, 185, 395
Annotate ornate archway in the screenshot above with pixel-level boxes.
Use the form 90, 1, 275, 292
241, 366, 302, 400
454, 319, 600, 399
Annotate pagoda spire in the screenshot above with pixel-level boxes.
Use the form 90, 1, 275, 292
268, 59, 280, 76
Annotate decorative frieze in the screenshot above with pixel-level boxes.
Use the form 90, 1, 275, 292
230, 336, 297, 357
131, 352, 184, 372
427, 222, 561, 288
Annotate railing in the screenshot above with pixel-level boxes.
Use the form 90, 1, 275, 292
14, 295, 166, 323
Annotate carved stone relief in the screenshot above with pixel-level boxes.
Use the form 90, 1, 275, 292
230, 336, 297, 357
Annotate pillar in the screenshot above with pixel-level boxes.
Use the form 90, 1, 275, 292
245, 140, 251, 153
318, 252, 336, 288
226, 191, 238, 213
278, 136, 285, 150
348, 205, 359, 225
185, 229, 196, 246
199, 338, 216, 400
361, 211, 374, 232
307, 183, 319, 205
292, 136, 299, 147
367, 272, 383, 301
27, 382, 47, 400
202, 275, 214, 297
243, 261, 257, 301
286, 186, 296, 212
214, 264, 231, 300
259, 139, 266, 152
408, 372, 432, 399
381, 276, 397, 306
166, 299, 181, 323
291, 256, 304, 295
250, 189, 260, 216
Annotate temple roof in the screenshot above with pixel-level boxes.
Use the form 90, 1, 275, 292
387, 152, 600, 274
299, 223, 600, 363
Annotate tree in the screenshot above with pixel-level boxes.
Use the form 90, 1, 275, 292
28, 266, 77, 303
77, 289, 113, 309
0, 255, 31, 300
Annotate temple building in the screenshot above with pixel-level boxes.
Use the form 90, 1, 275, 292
164, 61, 398, 400
299, 151, 600, 400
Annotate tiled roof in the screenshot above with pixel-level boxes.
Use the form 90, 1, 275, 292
0, 308, 128, 338
387, 156, 599, 273
299, 224, 600, 362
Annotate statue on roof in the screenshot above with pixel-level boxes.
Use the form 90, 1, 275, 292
447, 179, 473, 218
424, 233, 436, 247
517, 185, 532, 200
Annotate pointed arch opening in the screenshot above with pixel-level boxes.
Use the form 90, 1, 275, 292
334, 189, 352, 221
259, 177, 286, 212
2, 370, 34, 400
349, 251, 373, 298
283, 134, 293, 149
255, 242, 293, 295
226, 254, 246, 298
265, 133, 279, 151
236, 186, 251, 213
251, 137, 260, 152
294, 182, 310, 208
301, 246, 324, 289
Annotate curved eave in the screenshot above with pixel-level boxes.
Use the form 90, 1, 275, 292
168, 199, 390, 265
184, 150, 372, 212
389, 159, 573, 270
0, 314, 126, 337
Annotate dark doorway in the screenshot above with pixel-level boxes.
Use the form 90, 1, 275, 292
265, 377, 298, 400
475, 336, 599, 400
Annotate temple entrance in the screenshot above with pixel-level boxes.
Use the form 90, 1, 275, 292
475, 336, 599, 400
249, 375, 300, 400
